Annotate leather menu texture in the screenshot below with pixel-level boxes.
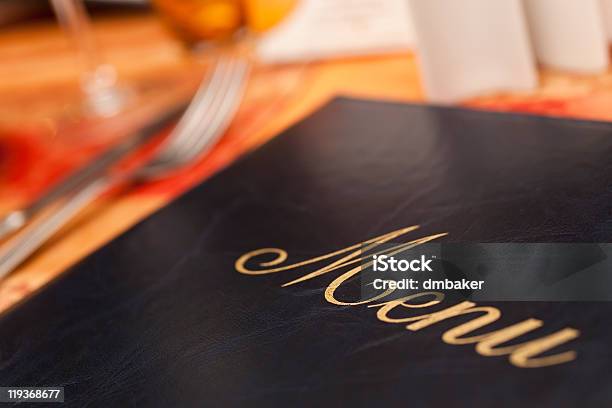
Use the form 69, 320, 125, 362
1, 98, 612, 407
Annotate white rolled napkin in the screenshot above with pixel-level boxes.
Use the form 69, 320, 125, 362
407, 0, 537, 103
602, 0, 612, 41
523, 0, 609, 73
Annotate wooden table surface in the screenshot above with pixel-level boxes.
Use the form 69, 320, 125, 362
2, 11, 612, 314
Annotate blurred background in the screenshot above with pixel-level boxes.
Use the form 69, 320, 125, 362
2, 0, 612, 311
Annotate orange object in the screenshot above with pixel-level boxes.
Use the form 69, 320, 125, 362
152, 0, 298, 42
243, 0, 298, 32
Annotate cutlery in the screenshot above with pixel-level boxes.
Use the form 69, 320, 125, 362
0, 102, 188, 241
0, 55, 250, 279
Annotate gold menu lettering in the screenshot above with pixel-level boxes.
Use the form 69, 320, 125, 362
235, 225, 580, 368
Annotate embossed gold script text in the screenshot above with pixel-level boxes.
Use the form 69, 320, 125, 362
235, 226, 579, 368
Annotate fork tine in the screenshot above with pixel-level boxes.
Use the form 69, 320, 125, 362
171, 57, 245, 159
139, 57, 248, 177
180, 60, 250, 162
166, 58, 231, 148
150, 56, 240, 165
151, 58, 231, 165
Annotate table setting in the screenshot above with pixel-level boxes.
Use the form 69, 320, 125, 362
1, 1, 612, 406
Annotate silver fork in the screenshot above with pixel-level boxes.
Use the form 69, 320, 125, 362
0, 55, 250, 279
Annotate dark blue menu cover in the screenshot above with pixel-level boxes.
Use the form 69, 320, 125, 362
1, 98, 612, 407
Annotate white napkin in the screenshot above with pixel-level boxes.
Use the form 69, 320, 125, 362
602, 0, 612, 40
256, 0, 415, 63
524, 0, 609, 73
255, 0, 612, 103
407, 0, 537, 103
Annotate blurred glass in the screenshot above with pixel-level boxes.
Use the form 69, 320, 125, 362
50, 0, 129, 117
